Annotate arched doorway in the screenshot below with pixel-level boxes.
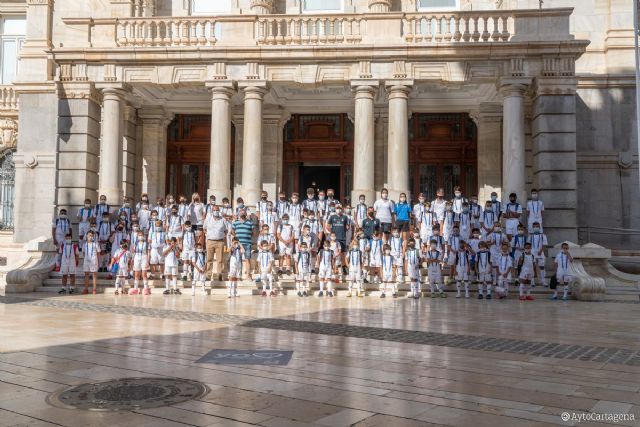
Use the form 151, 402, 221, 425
0, 149, 15, 230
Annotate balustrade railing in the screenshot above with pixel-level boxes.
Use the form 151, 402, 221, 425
0, 86, 18, 111
255, 15, 364, 45
403, 12, 511, 43
116, 17, 218, 46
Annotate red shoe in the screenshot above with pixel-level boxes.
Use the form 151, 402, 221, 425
107, 274, 113, 280
54, 265, 60, 272
526, 295, 535, 301
519, 296, 526, 301
92, 289, 97, 294
81, 288, 89, 295
270, 291, 276, 297
142, 288, 151, 295
261, 291, 267, 297
129, 289, 139, 295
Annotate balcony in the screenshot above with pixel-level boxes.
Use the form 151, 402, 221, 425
61, 8, 574, 49
0, 86, 18, 113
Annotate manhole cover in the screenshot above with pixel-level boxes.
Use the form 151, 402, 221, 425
47, 377, 209, 411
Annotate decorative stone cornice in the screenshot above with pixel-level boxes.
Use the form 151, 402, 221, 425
532, 77, 578, 96
57, 81, 102, 104
27, 0, 52, 5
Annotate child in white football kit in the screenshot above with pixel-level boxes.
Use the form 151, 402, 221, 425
316, 241, 335, 297
404, 241, 422, 299
552, 242, 574, 301
511, 224, 527, 262
227, 238, 244, 297
76, 199, 93, 246
495, 243, 513, 299
181, 221, 196, 280
110, 241, 131, 295
389, 228, 405, 283
526, 189, 544, 233
295, 242, 313, 297
455, 242, 471, 299
148, 219, 165, 279
528, 221, 548, 287
191, 243, 208, 296
131, 230, 150, 295
58, 232, 78, 294
380, 244, 397, 298
517, 243, 537, 301
257, 241, 276, 297
368, 232, 383, 284
52, 209, 71, 272
346, 240, 365, 297
475, 242, 493, 299
502, 193, 522, 239
425, 241, 445, 298
162, 237, 181, 295
277, 214, 295, 274
82, 231, 100, 294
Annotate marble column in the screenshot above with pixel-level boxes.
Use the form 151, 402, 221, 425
239, 81, 268, 206
472, 103, 503, 203
206, 81, 236, 201
139, 107, 171, 199
385, 81, 412, 200
500, 81, 528, 204
351, 81, 378, 203
97, 84, 127, 204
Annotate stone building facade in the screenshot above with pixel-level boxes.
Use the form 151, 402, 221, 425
1, 0, 638, 249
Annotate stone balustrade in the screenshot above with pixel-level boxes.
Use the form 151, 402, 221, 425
0, 86, 18, 111
116, 17, 219, 46
63, 8, 574, 49
255, 15, 364, 45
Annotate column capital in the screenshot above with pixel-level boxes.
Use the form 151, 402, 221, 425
498, 77, 531, 97
351, 81, 379, 99
385, 80, 413, 100
238, 80, 269, 98
206, 79, 237, 96
95, 82, 131, 100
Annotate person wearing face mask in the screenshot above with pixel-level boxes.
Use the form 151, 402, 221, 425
517, 242, 537, 301
167, 207, 185, 245
430, 225, 445, 253
286, 193, 302, 236
226, 238, 244, 297
380, 244, 396, 298
302, 188, 318, 215
469, 195, 482, 230
82, 230, 100, 295
110, 222, 127, 259
189, 193, 205, 245
374, 188, 395, 242
368, 231, 383, 285
316, 241, 335, 297
495, 242, 513, 299
467, 228, 482, 282
294, 242, 312, 297
191, 242, 209, 296
118, 197, 133, 222
177, 196, 189, 221
326, 204, 350, 268
57, 231, 79, 295
162, 237, 181, 295
489, 191, 502, 221
180, 220, 196, 281
394, 192, 412, 242
552, 242, 574, 301
110, 241, 132, 296
326, 189, 336, 204
489, 223, 509, 289
137, 203, 151, 234
431, 188, 447, 229
480, 202, 497, 240
155, 198, 167, 224
362, 208, 380, 241
502, 192, 522, 240
425, 239, 445, 298
94, 195, 111, 225
511, 224, 527, 262
354, 194, 368, 230
317, 190, 328, 218
136, 193, 151, 212
527, 221, 548, 287
218, 197, 232, 218
328, 232, 343, 280
298, 224, 318, 263
389, 227, 405, 285
346, 240, 365, 297
130, 229, 150, 295
418, 201, 435, 243
52, 208, 71, 272
446, 225, 462, 284
526, 189, 545, 233
474, 241, 493, 299
205, 195, 217, 217
451, 186, 467, 215
77, 198, 93, 247
232, 208, 255, 280
148, 219, 165, 280
458, 202, 472, 241
404, 240, 422, 299
256, 190, 270, 220
98, 212, 114, 275
203, 205, 229, 282
277, 213, 295, 275
412, 193, 427, 231
442, 201, 456, 242
454, 241, 472, 299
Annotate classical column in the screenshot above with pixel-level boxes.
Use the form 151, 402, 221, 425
138, 107, 171, 199
239, 82, 268, 206
471, 103, 503, 203
351, 81, 378, 203
206, 81, 236, 201
97, 84, 127, 203
500, 81, 528, 204
385, 81, 412, 200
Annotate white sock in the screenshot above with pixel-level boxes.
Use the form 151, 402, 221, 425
143, 280, 148, 289
519, 283, 525, 296
563, 284, 569, 298
172, 278, 177, 290
134, 280, 139, 290
464, 282, 469, 296
526, 285, 531, 296
486, 283, 492, 295
456, 281, 461, 291
165, 279, 170, 290
478, 283, 484, 295
327, 280, 333, 292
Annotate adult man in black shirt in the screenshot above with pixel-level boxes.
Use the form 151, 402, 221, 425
326, 205, 350, 251
361, 207, 380, 240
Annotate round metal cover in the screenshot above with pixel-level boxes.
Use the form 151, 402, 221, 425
47, 377, 209, 411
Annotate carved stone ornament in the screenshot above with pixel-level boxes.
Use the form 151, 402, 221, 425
0, 118, 17, 150
24, 154, 38, 169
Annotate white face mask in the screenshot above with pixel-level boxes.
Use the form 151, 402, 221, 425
381, 193, 388, 200
213, 211, 221, 217
65, 239, 72, 244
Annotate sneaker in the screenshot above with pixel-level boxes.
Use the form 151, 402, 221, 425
181, 275, 187, 281
456, 293, 461, 299
255, 278, 261, 283
562, 296, 569, 301
465, 293, 470, 299
380, 293, 385, 299
431, 293, 437, 298
328, 291, 334, 297
106, 274, 113, 280
358, 292, 364, 298
303, 291, 308, 297
526, 295, 534, 301
57, 288, 67, 294
486, 294, 492, 300
143, 288, 151, 295
363, 278, 369, 284
440, 292, 447, 298
163, 289, 171, 295
318, 291, 324, 297
392, 293, 397, 298
54, 266, 60, 272
114, 289, 119, 295
129, 289, 139, 295
549, 295, 558, 300
297, 291, 303, 297
519, 295, 526, 301
92, 289, 97, 295
174, 289, 181, 295
413, 294, 420, 299
81, 288, 89, 295
270, 291, 276, 297
346, 292, 352, 298
122, 288, 128, 295
478, 294, 484, 299
262, 291, 267, 297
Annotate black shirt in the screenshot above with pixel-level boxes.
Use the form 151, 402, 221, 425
361, 217, 380, 239
327, 214, 349, 241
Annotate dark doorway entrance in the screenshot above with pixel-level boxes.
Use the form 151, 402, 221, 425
300, 166, 341, 200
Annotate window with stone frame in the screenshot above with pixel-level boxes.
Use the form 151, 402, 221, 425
190, 0, 231, 15
302, 0, 343, 13
417, 0, 459, 10
0, 17, 25, 85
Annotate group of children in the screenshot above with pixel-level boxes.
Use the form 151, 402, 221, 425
51, 186, 574, 301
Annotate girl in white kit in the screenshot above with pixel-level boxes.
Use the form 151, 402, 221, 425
162, 237, 181, 295
295, 241, 312, 297
58, 231, 79, 295
380, 244, 396, 298
455, 241, 471, 299
528, 221, 548, 287
82, 230, 100, 295
346, 240, 365, 297
110, 240, 131, 295
76, 199, 93, 246
389, 227, 405, 283
191, 242, 208, 296
181, 221, 196, 280
517, 242, 537, 301
475, 241, 493, 299
495, 243, 513, 299
227, 238, 244, 298
257, 240, 276, 297
551, 242, 574, 301
148, 219, 165, 280
316, 240, 335, 297
441, 201, 456, 242
425, 240, 445, 298
404, 240, 422, 299
418, 201, 435, 242
368, 231, 383, 285
480, 201, 497, 239
130, 228, 150, 295
277, 213, 295, 274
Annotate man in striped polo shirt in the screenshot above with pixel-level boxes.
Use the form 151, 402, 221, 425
232, 209, 256, 280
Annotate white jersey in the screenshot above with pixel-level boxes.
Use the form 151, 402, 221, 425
381, 254, 394, 276
302, 218, 321, 236
191, 251, 207, 273
132, 240, 148, 258
354, 202, 368, 225
527, 200, 544, 222
451, 197, 467, 214
475, 250, 492, 273
137, 209, 151, 230
257, 250, 274, 272
302, 198, 318, 214
519, 252, 536, 272
287, 203, 303, 225
149, 230, 166, 248
497, 254, 513, 274
83, 241, 100, 261
555, 252, 573, 273
256, 200, 271, 218
59, 242, 78, 264
431, 199, 447, 224
52, 217, 71, 238
167, 215, 184, 234
257, 233, 276, 247
347, 249, 363, 268
261, 211, 279, 235
318, 248, 334, 268
528, 233, 548, 258
163, 244, 179, 267
182, 230, 196, 251
373, 199, 395, 223
405, 248, 421, 269
296, 251, 312, 273
425, 250, 442, 273
77, 207, 93, 224
189, 203, 205, 226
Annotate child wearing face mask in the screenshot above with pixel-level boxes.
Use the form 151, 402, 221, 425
511, 224, 527, 263
502, 192, 522, 239
97, 212, 114, 275
345, 240, 365, 297
131, 229, 150, 295
552, 242, 574, 301
316, 241, 335, 297
77, 199, 93, 247
287, 193, 302, 236
446, 225, 462, 284
295, 242, 312, 297
82, 230, 100, 294
380, 244, 397, 298
458, 202, 473, 241
394, 192, 412, 241
405, 240, 422, 299
118, 197, 133, 222
425, 240, 446, 297
52, 208, 71, 272
451, 186, 467, 215
58, 231, 79, 295
442, 201, 456, 242
495, 243, 513, 299
475, 241, 493, 299
94, 195, 111, 225
260, 202, 279, 235
389, 227, 405, 284
277, 213, 295, 275
354, 194, 369, 229
136, 193, 152, 212
526, 189, 544, 233
137, 202, 151, 234
489, 222, 508, 288
412, 193, 427, 231
191, 242, 208, 296
430, 225, 445, 253
226, 238, 244, 298
517, 242, 537, 301
368, 231, 383, 285
455, 241, 471, 299
469, 195, 482, 230
148, 219, 165, 280
480, 201, 497, 240
302, 188, 318, 215
328, 232, 343, 282
527, 221, 548, 287
467, 228, 482, 283
418, 201, 435, 243
357, 232, 371, 284
181, 221, 196, 281
110, 241, 131, 295
162, 237, 181, 295
489, 191, 502, 221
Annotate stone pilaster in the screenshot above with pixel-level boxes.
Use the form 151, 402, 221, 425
206, 80, 236, 202
18, 0, 54, 82
351, 81, 378, 204
532, 77, 579, 244
239, 81, 268, 207
138, 106, 171, 200
471, 103, 502, 204
122, 105, 137, 199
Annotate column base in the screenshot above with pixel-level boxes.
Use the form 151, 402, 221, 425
208, 188, 231, 203
242, 187, 262, 208
351, 189, 376, 207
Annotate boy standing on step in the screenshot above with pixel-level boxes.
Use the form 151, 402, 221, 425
58, 231, 79, 295
82, 230, 100, 294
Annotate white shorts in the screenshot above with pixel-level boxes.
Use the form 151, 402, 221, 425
556, 269, 573, 284
164, 265, 177, 276
427, 270, 442, 284
318, 265, 333, 279
505, 221, 519, 236
168, 231, 182, 239
456, 270, 469, 281
83, 257, 99, 273
193, 270, 207, 282
392, 255, 403, 266
60, 261, 76, 275
369, 255, 382, 268
133, 255, 149, 272
228, 260, 242, 278
347, 269, 363, 281
407, 267, 420, 280
296, 271, 311, 282
278, 242, 293, 256
477, 271, 492, 283
150, 247, 164, 264
518, 268, 535, 281
382, 272, 394, 282
490, 252, 501, 266
497, 272, 512, 282
78, 223, 90, 239
181, 250, 194, 261
447, 255, 457, 266
535, 256, 545, 267
259, 271, 273, 281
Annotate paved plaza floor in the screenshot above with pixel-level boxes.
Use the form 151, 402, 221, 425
0, 293, 639, 427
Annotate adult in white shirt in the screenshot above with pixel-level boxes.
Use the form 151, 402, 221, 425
526, 189, 545, 233
189, 192, 206, 244
203, 205, 228, 281
373, 188, 395, 240
431, 187, 447, 229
